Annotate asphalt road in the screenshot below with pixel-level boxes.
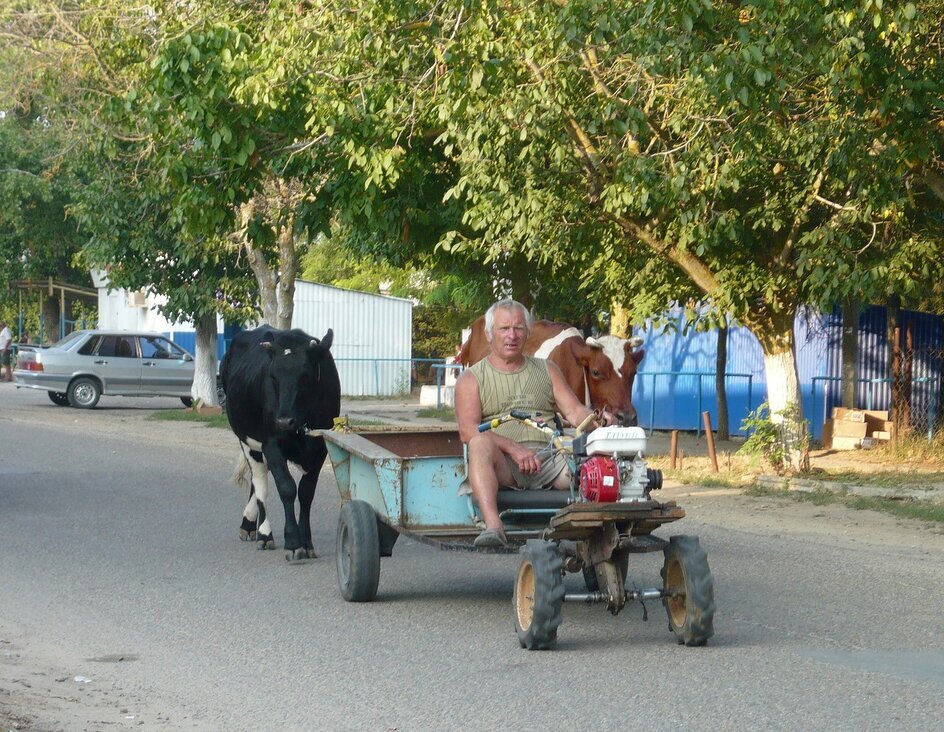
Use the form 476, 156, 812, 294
1, 385, 943, 730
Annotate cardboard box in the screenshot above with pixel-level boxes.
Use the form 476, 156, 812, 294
832, 407, 865, 422
832, 420, 868, 438
831, 436, 862, 450
871, 430, 891, 440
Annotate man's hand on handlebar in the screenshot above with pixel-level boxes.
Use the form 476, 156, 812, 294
508, 442, 542, 474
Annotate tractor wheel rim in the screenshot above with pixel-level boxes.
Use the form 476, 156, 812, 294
515, 560, 535, 631
666, 558, 686, 627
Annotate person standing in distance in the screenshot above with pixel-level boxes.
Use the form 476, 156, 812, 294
454, 299, 617, 547
0, 320, 13, 382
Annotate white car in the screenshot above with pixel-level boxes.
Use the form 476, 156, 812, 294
14, 329, 197, 409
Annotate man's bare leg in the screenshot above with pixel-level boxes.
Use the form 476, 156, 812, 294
467, 433, 515, 532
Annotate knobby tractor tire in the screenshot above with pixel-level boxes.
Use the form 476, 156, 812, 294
661, 535, 715, 646
514, 540, 565, 650
336, 500, 381, 603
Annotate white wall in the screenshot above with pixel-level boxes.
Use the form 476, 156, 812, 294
95, 275, 414, 397
292, 280, 413, 397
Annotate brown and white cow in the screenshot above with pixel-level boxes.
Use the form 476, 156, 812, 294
458, 317, 644, 426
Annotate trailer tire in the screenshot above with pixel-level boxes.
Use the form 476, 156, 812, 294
661, 535, 715, 646
514, 540, 565, 650
337, 500, 381, 602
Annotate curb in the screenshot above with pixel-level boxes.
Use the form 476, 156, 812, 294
756, 474, 944, 502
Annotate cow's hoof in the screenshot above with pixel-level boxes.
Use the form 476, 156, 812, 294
239, 529, 257, 542
257, 537, 275, 550
285, 547, 315, 563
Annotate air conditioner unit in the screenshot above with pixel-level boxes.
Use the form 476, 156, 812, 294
127, 290, 147, 307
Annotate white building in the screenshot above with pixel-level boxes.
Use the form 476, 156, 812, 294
93, 272, 414, 397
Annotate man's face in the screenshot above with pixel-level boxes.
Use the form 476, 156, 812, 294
488, 308, 528, 359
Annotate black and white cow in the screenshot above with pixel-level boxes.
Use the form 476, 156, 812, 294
220, 326, 341, 561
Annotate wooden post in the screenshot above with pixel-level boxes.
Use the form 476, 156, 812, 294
669, 430, 679, 470
679, 449, 684, 471
702, 411, 719, 473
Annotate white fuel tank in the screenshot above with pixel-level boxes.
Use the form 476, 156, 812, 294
585, 426, 647, 456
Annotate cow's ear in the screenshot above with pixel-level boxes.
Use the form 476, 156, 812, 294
320, 328, 334, 350
631, 348, 645, 365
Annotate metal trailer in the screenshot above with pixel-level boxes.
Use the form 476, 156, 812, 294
323, 428, 715, 649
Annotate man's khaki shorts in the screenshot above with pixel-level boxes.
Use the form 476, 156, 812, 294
505, 442, 571, 490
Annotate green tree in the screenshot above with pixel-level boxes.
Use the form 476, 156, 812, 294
356, 0, 943, 470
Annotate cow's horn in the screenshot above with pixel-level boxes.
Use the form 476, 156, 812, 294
628, 336, 644, 348
308, 339, 319, 349
260, 341, 273, 350
586, 336, 603, 349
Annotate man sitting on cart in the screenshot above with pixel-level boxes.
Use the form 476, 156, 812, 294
455, 298, 617, 548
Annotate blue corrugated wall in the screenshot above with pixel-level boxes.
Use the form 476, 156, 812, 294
632, 306, 944, 439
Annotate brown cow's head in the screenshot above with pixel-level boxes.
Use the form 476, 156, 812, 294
564, 336, 635, 426
595, 335, 645, 426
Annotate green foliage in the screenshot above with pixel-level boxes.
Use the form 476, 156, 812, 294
740, 401, 809, 473
0, 113, 90, 293
4, 0, 943, 356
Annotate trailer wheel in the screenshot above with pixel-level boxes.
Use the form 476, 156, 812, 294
514, 540, 565, 650
661, 535, 715, 646
337, 500, 381, 602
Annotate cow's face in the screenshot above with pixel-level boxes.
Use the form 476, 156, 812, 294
261, 329, 335, 435
585, 336, 645, 427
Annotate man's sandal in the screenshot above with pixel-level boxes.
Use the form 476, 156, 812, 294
473, 527, 508, 548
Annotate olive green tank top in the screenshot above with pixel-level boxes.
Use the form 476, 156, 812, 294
468, 356, 557, 443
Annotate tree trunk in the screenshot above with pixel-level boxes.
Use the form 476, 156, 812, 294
192, 313, 219, 406
245, 239, 279, 326
507, 253, 533, 310
715, 323, 729, 441
610, 301, 631, 338
841, 299, 858, 408
752, 311, 809, 473
42, 296, 61, 343
887, 295, 902, 440
274, 212, 297, 331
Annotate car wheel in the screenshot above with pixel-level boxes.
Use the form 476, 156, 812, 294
68, 377, 101, 409
48, 391, 70, 407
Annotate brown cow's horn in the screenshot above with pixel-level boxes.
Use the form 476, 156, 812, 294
628, 336, 644, 348
586, 336, 603, 349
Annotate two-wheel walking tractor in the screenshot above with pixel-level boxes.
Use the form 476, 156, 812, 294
323, 414, 715, 650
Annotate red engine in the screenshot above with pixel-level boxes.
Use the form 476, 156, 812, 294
578, 456, 621, 503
